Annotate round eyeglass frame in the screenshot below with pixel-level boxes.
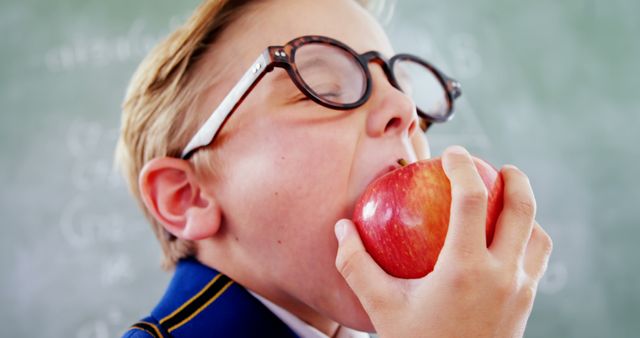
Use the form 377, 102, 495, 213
180, 35, 462, 159
279, 36, 460, 121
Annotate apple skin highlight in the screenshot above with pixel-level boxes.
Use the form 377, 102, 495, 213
353, 157, 504, 279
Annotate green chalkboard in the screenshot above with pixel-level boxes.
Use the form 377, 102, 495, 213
1, 0, 639, 337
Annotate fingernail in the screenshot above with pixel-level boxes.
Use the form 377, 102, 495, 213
503, 164, 519, 171
447, 145, 468, 155
335, 220, 347, 243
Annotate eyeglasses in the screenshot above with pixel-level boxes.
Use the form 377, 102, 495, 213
181, 35, 461, 159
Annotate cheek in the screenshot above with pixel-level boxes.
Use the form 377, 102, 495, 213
218, 120, 356, 244
202, 73, 379, 327
215, 110, 369, 324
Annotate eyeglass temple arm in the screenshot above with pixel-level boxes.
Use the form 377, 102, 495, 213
181, 51, 273, 159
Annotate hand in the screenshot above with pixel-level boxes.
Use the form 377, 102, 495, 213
334, 146, 553, 338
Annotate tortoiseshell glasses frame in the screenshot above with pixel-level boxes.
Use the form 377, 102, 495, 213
181, 35, 461, 159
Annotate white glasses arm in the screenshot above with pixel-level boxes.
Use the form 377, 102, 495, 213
181, 51, 271, 159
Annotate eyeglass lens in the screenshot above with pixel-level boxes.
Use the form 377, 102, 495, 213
293, 42, 449, 119
294, 43, 367, 105
392, 59, 449, 119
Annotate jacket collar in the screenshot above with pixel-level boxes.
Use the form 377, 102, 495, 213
150, 257, 299, 338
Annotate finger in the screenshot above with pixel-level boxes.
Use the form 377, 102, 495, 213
410, 129, 430, 160
334, 219, 393, 304
524, 222, 553, 280
490, 165, 536, 263
440, 145, 489, 256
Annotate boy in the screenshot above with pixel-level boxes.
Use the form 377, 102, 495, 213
117, 0, 552, 337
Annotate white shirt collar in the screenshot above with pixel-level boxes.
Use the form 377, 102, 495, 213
249, 291, 370, 338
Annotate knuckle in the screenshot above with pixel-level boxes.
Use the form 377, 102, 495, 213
509, 194, 536, 219
495, 273, 520, 298
530, 224, 553, 261
446, 268, 475, 291
446, 261, 486, 290
500, 257, 521, 274
455, 186, 488, 207
517, 281, 538, 306
336, 249, 367, 283
336, 250, 391, 310
539, 228, 554, 256
362, 293, 390, 315
454, 245, 476, 261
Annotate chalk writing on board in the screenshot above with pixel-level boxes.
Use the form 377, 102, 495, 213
60, 196, 129, 249
44, 20, 157, 72
66, 120, 122, 191
101, 254, 135, 286
75, 307, 125, 338
44, 14, 188, 72
449, 33, 483, 80
71, 158, 122, 191
66, 121, 105, 158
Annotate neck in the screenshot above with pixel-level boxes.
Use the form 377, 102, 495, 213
195, 249, 340, 336
277, 297, 340, 336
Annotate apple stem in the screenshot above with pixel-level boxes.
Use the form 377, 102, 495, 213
397, 158, 409, 167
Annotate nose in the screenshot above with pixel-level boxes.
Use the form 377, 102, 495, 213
362, 64, 419, 138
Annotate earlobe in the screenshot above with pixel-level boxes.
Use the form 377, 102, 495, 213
183, 198, 221, 241
138, 157, 222, 241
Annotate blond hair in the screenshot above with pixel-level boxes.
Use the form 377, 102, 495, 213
115, 0, 372, 270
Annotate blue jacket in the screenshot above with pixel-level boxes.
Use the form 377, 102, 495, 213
121, 258, 299, 338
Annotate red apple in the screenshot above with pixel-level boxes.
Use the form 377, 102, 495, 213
353, 157, 504, 279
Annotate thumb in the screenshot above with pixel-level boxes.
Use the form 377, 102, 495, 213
334, 219, 393, 304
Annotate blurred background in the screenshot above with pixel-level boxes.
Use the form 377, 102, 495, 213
1, 0, 638, 337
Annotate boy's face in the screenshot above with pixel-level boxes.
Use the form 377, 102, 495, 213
194, 0, 427, 331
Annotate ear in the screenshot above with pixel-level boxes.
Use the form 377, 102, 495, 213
138, 157, 221, 241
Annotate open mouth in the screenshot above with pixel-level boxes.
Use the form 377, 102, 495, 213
374, 158, 410, 182
345, 158, 411, 219
372, 160, 404, 185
